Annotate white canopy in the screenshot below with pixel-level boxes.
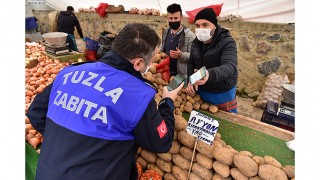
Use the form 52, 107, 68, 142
30, 0, 295, 23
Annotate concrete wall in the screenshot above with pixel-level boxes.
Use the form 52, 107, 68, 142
32, 11, 295, 94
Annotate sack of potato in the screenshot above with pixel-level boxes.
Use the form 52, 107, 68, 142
253, 73, 289, 109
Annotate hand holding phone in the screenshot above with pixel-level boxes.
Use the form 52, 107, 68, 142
189, 66, 208, 85
163, 82, 184, 102
167, 74, 185, 91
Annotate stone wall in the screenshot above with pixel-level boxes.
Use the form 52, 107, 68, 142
32, 11, 295, 94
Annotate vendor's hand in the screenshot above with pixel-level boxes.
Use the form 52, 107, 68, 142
162, 83, 184, 101
186, 82, 198, 95
194, 69, 209, 86
169, 47, 182, 59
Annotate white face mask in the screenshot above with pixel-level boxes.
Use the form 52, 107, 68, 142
195, 28, 212, 42
141, 65, 150, 75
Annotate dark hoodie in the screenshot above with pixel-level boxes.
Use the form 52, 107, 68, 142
57, 11, 83, 38
188, 25, 238, 93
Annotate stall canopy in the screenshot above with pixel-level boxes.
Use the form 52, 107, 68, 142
28, 0, 295, 23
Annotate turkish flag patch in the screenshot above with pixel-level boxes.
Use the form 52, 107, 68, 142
157, 120, 167, 138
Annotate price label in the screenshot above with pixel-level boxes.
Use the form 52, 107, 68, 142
186, 110, 219, 145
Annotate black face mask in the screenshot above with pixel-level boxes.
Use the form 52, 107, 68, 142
169, 21, 181, 30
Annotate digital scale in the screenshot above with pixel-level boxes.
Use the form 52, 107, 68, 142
44, 43, 70, 56
277, 100, 295, 117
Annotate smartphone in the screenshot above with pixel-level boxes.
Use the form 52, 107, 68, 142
167, 74, 185, 91
189, 66, 206, 85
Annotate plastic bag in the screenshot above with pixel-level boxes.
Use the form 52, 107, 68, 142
185, 4, 223, 23
96, 3, 109, 17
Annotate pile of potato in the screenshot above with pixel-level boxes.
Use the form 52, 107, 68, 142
144, 52, 219, 116
129, 7, 160, 16
135, 115, 295, 180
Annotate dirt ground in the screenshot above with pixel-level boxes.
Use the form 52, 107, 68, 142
236, 96, 264, 121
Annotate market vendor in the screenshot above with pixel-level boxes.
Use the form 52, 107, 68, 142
26, 23, 183, 179
186, 8, 238, 113
57, 6, 84, 51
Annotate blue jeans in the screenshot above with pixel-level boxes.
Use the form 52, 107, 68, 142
197, 86, 238, 113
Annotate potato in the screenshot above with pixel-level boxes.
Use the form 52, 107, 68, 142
224, 145, 238, 154
196, 140, 215, 158
136, 157, 147, 169
154, 54, 162, 63
199, 99, 204, 104
186, 95, 195, 104
169, 140, 181, 154
174, 101, 181, 108
193, 94, 201, 102
209, 105, 219, 113
172, 154, 191, 170
230, 168, 249, 180
212, 161, 230, 178
186, 101, 193, 107
181, 93, 186, 101
216, 138, 227, 146
212, 173, 232, 180
175, 108, 182, 116
160, 52, 167, 58
213, 140, 223, 148
156, 73, 162, 78
184, 105, 193, 113
164, 173, 177, 180
176, 96, 183, 103
147, 163, 164, 177
157, 157, 173, 172
252, 156, 265, 166
180, 146, 196, 162
174, 115, 188, 130
178, 130, 196, 148
215, 132, 221, 139
233, 154, 258, 177
258, 164, 288, 180
238, 151, 253, 158
200, 103, 210, 110
174, 130, 178, 140
193, 102, 201, 110
137, 147, 142, 155
264, 156, 282, 168
189, 172, 202, 180
248, 176, 263, 180
281, 165, 295, 179
155, 77, 163, 85
192, 162, 214, 180
196, 153, 213, 169
157, 152, 173, 162
172, 165, 188, 180
179, 104, 184, 112
212, 147, 236, 165
149, 65, 156, 73
141, 150, 157, 163
144, 72, 153, 81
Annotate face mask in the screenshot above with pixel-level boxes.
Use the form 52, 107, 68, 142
195, 28, 213, 42
169, 21, 181, 30
141, 65, 150, 75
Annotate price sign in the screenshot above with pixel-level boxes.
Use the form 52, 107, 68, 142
186, 110, 219, 145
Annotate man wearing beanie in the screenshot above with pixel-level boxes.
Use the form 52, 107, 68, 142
160, 3, 196, 78
186, 8, 238, 113
57, 6, 84, 51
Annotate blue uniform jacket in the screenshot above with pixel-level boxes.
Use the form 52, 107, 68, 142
26, 51, 175, 180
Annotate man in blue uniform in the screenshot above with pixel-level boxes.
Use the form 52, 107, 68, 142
26, 23, 183, 180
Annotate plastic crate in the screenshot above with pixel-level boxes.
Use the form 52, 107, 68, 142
261, 101, 295, 132
85, 37, 99, 51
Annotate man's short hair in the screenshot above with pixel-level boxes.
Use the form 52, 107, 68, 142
67, 6, 74, 11
167, 3, 182, 15
111, 23, 161, 64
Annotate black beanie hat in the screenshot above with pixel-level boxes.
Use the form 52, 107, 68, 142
67, 6, 74, 11
195, 8, 217, 26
